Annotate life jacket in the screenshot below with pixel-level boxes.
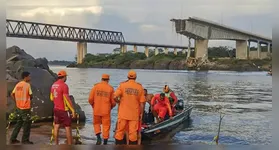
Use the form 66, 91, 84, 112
165, 91, 174, 105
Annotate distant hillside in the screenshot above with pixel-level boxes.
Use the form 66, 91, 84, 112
48, 60, 75, 66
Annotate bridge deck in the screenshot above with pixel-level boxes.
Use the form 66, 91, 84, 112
6, 19, 188, 49
188, 17, 271, 42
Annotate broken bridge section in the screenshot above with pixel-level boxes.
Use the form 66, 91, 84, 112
171, 17, 272, 60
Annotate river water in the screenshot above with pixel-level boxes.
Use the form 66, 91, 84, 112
49, 66, 272, 145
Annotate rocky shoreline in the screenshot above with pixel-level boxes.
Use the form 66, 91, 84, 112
6, 46, 86, 123
67, 58, 271, 72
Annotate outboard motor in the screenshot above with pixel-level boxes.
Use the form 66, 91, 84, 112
175, 99, 184, 110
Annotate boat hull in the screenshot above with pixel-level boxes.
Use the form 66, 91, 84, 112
141, 105, 193, 142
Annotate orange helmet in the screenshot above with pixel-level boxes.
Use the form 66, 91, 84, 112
127, 70, 137, 79
102, 74, 110, 80
163, 85, 170, 93
57, 70, 67, 77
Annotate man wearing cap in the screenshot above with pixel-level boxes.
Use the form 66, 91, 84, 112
50, 70, 76, 145
114, 70, 145, 145
151, 93, 173, 123
88, 74, 116, 145
10, 71, 34, 144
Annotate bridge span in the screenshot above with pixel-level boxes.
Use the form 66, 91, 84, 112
171, 17, 272, 60
6, 19, 191, 64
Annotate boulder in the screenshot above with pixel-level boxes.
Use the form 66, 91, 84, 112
6, 46, 86, 122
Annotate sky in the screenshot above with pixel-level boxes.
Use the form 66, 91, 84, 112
6, 0, 273, 61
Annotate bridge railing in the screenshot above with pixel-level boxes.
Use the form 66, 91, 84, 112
6, 19, 125, 44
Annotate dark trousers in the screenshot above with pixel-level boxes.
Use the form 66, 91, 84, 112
10, 108, 32, 142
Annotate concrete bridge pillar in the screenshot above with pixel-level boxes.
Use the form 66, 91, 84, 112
194, 39, 208, 59
257, 41, 261, 59
247, 41, 251, 59
267, 43, 271, 54
236, 40, 248, 59
121, 45, 127, 53
145, 46, 149, 57
155, 48, 159, 56
133, 45, 137, 53
77, 42, 87, 64
164, 48, 168, 54
187, 38, 191, 59
174, 48, 177, 55
182, 49, 186, 54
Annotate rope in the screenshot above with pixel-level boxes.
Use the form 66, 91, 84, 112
49, 118, 55, 145
75, 113, 82, 144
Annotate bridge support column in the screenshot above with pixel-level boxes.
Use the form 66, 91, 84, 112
164, 48, 168, 54
247, 41, 250, 59
236, 40, 248, 59
133, 45, 137, 53
187, 38, 191, 59
77, 42, 87, 64
257, 41, 261, 59
267, 43, 271, 54
174, 48, 177, 55
194, 39, 208, 59
182, 49, 186, 54
145, 46, 149, 57
155, 48, 159, 56
121, 45, 127, 53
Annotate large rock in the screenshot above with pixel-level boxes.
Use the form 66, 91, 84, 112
6, 46, 86, 122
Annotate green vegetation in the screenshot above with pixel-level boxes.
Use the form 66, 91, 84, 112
49, 60, 75, 66
67, 46, 271, 71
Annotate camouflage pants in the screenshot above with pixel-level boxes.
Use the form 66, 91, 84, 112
10, 108, 32, 142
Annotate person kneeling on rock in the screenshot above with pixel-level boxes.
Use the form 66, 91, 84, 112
10, 71, 34, 144
50, 70, 76, 145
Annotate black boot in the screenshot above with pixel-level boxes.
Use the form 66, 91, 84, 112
96, 133, 102, 145
129, 140, 138, 145
123, 136, 128, 145
103, 139, 108, 145
115, 139, 124, 145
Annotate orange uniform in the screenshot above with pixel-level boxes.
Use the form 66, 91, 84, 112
151, 94, 173, 119
12, 81, 32, 109
88, 74, 116, 140
114, 70, 145, 143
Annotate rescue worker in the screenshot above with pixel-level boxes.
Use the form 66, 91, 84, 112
144, 89, 154, 106
142, 89, 154, 124
163, 85, 178, 113
114, 70, 145, 145
151, 93, 173, 123
88, 74, 116, 145
50, 70, 76, 145
10, 71, 34, 144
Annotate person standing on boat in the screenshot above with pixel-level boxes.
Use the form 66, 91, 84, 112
163, 85, 178, 113
88, 74, 116, 145
114, 70, 145, 145
50, 70, 76, 145
151, 93, 173, 123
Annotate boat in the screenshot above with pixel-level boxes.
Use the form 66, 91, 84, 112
141, 100, 193, 142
